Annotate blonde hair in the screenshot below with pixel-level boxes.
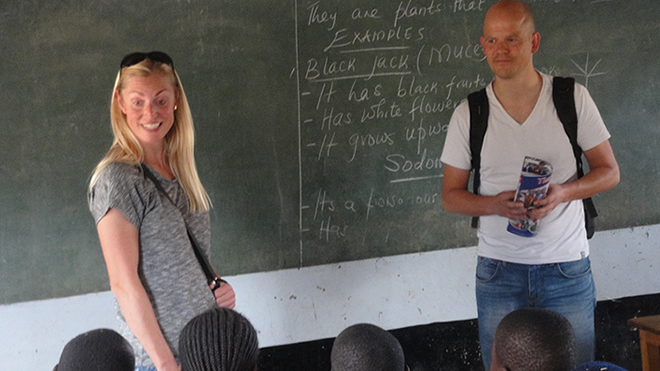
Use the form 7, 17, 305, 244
89, 59, 211, 212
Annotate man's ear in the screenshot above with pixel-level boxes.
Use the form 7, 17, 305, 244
531, 32, 541, 54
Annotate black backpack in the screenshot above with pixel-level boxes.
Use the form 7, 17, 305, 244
467, 76, 597, 239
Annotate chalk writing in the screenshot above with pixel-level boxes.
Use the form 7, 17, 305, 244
305, 57, 357, 80
347, 130, 396, 162
295, 0, 610, 259
366, 189, 440, 210
319, 217, 348, 241
313, 188, 335, 220
307, 1, 338, 30
348, 80, 383, 102
324, 26, 425, 53
570, 53, 607, 89
453, 0, 487, 13
426, 42, 485, 65
321, 107, 352, 131
360, 98, 403, 123
397, 75, 440, 98
351, 7, 382, 20
404, 118, 448, 154
298, 0, 472, 252
384, 149, 443, 174
394, 0, 444, 27
408, 95, 459, 122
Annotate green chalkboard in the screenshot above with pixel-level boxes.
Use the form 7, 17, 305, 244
1, 0, 659, 304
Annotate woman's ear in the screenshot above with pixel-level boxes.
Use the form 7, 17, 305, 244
115, 90, 126, 115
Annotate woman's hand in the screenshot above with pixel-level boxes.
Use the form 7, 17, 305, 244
211, 281, 236, 309
156, 358, 181, 371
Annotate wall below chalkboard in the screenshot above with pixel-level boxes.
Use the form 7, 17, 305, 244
2, 225, 659, 369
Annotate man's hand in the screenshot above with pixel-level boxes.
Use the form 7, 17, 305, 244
528, 140, 619, 221
528, 183, 567, 220
492, 190, 528, 220
442, 164, 528, 219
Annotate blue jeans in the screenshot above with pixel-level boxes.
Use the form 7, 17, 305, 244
135, 367, 156, 371
476, 256, 596, 370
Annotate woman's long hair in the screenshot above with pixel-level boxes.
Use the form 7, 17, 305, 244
89, 59, 211, 212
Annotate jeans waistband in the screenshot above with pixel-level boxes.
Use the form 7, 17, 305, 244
478, 256, 590, 268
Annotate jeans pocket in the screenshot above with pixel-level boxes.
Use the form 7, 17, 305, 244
476, 257, 500, 283
556, 257, 591, 279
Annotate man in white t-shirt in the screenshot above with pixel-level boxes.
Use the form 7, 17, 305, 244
440, 1, 619, 369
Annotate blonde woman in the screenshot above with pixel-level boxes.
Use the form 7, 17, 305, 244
89, 52, 235, 371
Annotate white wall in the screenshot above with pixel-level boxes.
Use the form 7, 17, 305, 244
2, 225, 659, 371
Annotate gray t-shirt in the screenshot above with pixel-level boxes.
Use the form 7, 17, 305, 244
89, 162, 216, 367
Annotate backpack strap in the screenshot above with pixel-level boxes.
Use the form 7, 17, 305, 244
552, 77, 581, 173
468, 88, 489, 229
465, 78, 598, 237
552, 76, 598, 237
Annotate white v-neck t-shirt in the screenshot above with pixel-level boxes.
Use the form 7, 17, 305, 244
441, 73, 610, 264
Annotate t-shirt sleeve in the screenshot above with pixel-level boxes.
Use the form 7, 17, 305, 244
89, 162, 150, 229
440, 99, 473, 170
574, 83, 611, 151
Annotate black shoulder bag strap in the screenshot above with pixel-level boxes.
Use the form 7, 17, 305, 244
140, 164, 225, 291
552, 77, 598, 239
468, 88, 489, 229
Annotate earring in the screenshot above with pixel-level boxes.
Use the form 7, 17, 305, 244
174, 105, 178, 111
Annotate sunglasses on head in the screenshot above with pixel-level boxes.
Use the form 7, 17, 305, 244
120, 51, 174, 70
